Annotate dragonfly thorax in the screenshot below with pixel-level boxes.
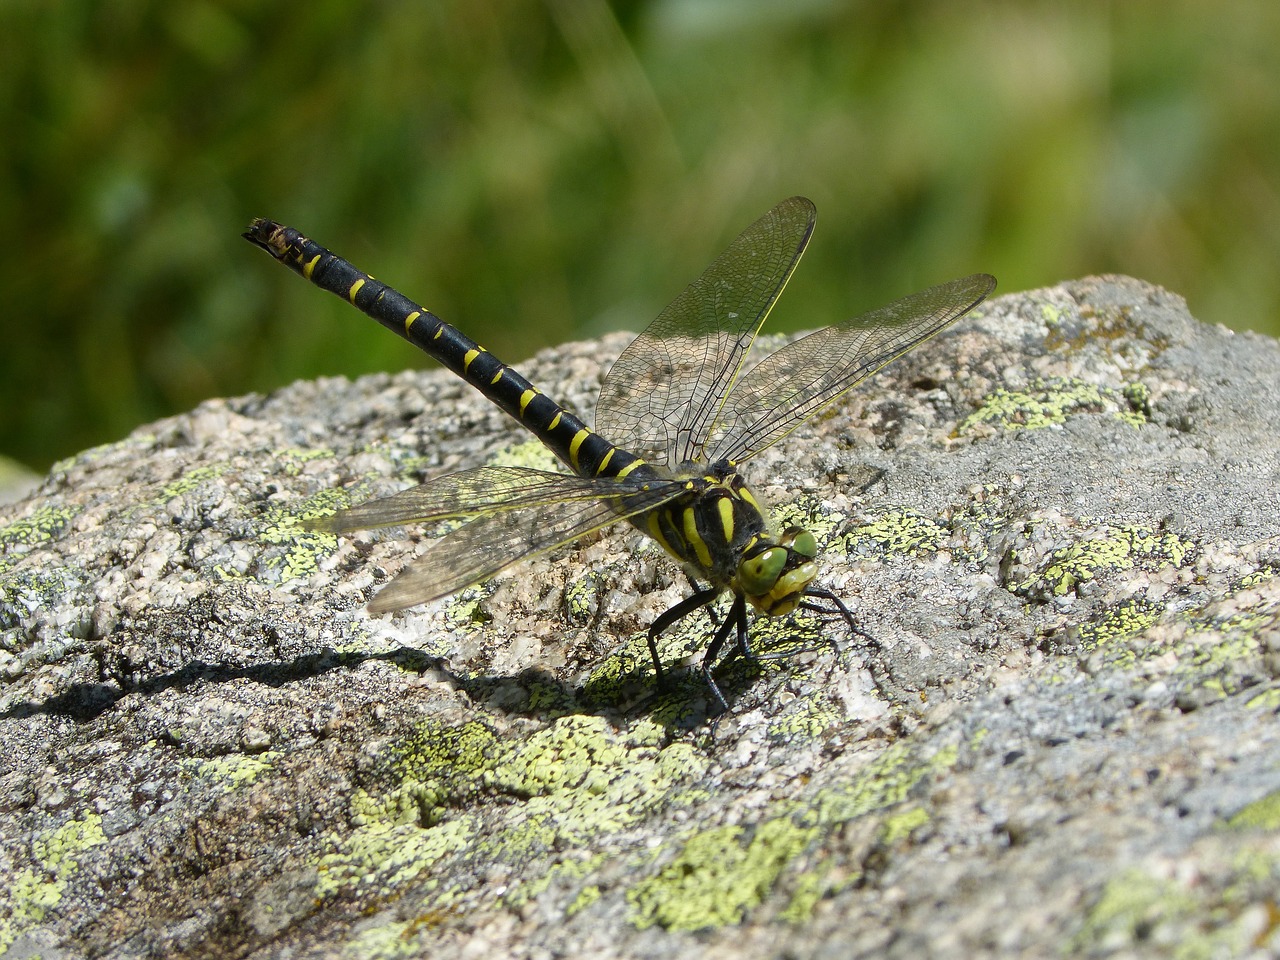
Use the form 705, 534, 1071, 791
633, 463, 820, 616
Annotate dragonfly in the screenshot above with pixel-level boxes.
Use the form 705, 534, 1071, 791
244, 197, 995, 712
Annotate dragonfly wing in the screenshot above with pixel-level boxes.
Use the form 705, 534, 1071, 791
705, 274, 996, 463
307, 465, 629, 533
364, 478, 687, 613
595, 197, 815, 467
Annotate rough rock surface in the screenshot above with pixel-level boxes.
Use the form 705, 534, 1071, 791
1, 276, 1278, 959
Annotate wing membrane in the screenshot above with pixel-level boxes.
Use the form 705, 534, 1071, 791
307, 465, 628, 533
364, 477, 686, 613
705, 274, 996, 463
595, 197, 815, 467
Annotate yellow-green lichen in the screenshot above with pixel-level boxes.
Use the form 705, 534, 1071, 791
315, 715, 709, 910
341, 918, 423, 960
1074, 871, 1193, 950
1013, 524, 1194, 598
488, 438, 561, 473
767, 700, 841, 741
256, 488, 353, 583
0, 813, 107, 951
1071, 866, 1265, 959
805, 741, 959, 826
627, 816, 818, 931
0, 568, 69, 609
563, 570, 608, 624
443, 585, 494, 629
879, 805, 930, 844
354, 719, 501, 828
1245, 687, 1280, 711
316, 817, 475, 899
192, 751, 282, 790
159, 464, 229, 499
770, 495, 849, 548
779, 869, 826, 924
624, 739, 960, 932
847, 510, 948, 557
32, 813, 106, 875
956, 378, 1148, 434
1225, 791, 1280, 831
1074, 597, 1165, 651
0, 503, 75, 548
482, 717, 706, 858
274, 446, 336, 476
505, 852, 607, 910
567, 883, 602, 915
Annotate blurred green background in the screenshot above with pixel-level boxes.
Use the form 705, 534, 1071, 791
3, 1, 1278, 474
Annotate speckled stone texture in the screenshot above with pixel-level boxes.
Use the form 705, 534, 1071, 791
1, 276, 1278, 959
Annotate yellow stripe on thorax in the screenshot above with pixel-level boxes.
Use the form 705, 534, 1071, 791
716, 497, 735, 544
647, 512, 673, 556
682, 508, 713, 568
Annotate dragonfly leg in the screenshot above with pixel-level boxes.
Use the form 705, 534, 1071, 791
800, 587, 873, 645
700, 595, 748, 714
801, 587, 895, 704
647, 586, 720, 688
684, 573, 720, 633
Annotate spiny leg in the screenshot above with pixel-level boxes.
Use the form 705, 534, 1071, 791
699, 595, 748, 715
800, 587, 872, 644
801, 586, 893, 704
647, 586, 720, 688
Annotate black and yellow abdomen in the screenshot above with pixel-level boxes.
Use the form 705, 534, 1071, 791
244, 219, 644, 483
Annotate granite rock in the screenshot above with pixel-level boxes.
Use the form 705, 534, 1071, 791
1, 276, 1278, 958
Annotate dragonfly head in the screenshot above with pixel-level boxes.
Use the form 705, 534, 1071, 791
736, 526, 820, 617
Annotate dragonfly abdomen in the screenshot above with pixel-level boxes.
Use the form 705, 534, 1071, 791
243, 219, 644, 482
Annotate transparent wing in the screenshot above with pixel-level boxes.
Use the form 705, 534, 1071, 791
306, 464, 630, 533
364, 477, 686, 613
705, 274, 997, 464
595, 196, 816, 467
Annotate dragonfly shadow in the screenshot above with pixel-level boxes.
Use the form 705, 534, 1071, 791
0, 644, 723, 729
0, 646, 443, 725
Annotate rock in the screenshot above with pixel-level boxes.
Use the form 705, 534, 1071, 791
1, 276, 1278, 958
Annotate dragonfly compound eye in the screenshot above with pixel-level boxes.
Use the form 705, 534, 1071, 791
781, 527, 818, 559
738, 545, 788, 596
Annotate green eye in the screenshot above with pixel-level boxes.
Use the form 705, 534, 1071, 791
739, 546, 787, 595
789, 528, 817, 558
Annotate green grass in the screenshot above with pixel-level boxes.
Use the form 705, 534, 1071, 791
2, 1, 1277, 471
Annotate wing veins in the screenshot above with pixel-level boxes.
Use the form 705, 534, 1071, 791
306, 465, 629, 534
595, 197, 816, 466
708, 274, 996, 463
365, 478, 687, 613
